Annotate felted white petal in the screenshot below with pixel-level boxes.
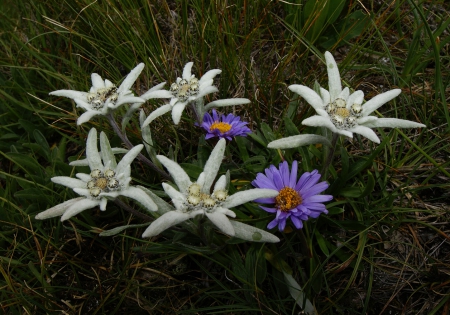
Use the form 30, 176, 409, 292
99, 198, 108, 211
325, 51, 342, 101
170, 97, 178, 106
199, 69, 222, 84
213, 175, 227, 192
302, 115, 339, 133
86, 128, 103, 171
214, 206, 236, 218
361, 89, 401, 116
349, 125, 380, 143
230, 221, 280, 243
117, 166, 131, 184
199, 78, 214, 90
197, 173, 205, 189
156, 156, 191, 193
115, 144, 143, 176
205, 212, 235, 236
142, 211, 191, 238
117, 63, 145, 94
61, 198, 100, 221
171, 102, 187, 125
51, 176, 86, 189
268, 134, 332, 149
73, 188, 92, 198
161, 183, 186, 211
346, 90, 364, 108
356, 116, 378, 125
141, 104, 172, 128
204, 98, 251, 111
76, 173, 91, 182
320, 87, 330, 104
196, 86, 218, 99
49, 90, 86, 100
201, 138, 226, 193
361, 118, 426, 129
222, 188, 278, 209
147, 82, 166, 92
100, 132, 117, 170
288, 85, 324, 110
35, 197, 85, 220
77, 111, 102, 125
140, 89, 173, 101
91, 73, 106, 89
337, 87, 349, 101
73, 99, 93, 111
111, 96, 145, 109
104, 79, 114, 88
70, 159, 89, 167
182, 62, 194, 80
334, 128, 354, 138
120, 186, 158, 212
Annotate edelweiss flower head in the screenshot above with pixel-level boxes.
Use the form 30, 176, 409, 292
201, 109, 251, 140
142, 138, 278, 238
291, 51, 425, 143
141, 62, 222, 126
50, 63, 146, 125
252, 161, 332, 231
35, 128, 157, 221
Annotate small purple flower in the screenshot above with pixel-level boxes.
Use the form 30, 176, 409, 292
201, 109, 251, 140
252, 161, 333, 231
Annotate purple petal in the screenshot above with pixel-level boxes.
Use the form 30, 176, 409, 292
290, 215, 303, 229
300, 181, 329, 199
267, 218, 278, 229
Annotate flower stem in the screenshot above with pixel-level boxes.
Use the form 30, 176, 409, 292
321, 133, 339, 180
106, 113, 171, 180
113, 199, 153, 222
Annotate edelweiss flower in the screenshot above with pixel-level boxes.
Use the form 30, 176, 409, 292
201, 109, 251, 140
252, 161, 332, 231
50, 64, 147, 125
291, 51, 425, 143
35, 128, 157, 221
141, 62, 251, 126
142, 138, 278, 238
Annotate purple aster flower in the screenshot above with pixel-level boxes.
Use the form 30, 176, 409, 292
201, 109, 251, 140
251, 161, 333, 231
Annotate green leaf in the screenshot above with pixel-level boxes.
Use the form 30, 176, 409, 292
33, 129, 50, 160
314, 229, 330, 256
360, 171, 375, 198
260, 123, 276, 142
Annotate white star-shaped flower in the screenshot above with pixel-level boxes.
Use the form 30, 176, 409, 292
290, 51, 425, 143
35, 128, 157, 221
50, 64, 148, 125
142, 138, 278, 238
141, 62, 250, 126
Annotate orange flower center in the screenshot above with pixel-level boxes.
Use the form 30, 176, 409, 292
275, 187, 302, 212
210, 121, 232, 133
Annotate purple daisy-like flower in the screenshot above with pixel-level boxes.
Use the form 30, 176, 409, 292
201, 109, 251, 140
251, 161, 333, 231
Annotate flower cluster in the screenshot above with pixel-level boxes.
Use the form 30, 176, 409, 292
142, 139, 279, 238
35, 128, 157, 221
290, 52, 425, 143
40, 52, 427, 241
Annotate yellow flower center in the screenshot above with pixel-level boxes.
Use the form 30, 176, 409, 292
210, 121, 232, 133
335, 108, 350, 118
95, 177, 108, 190
275, 187, 302, 212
